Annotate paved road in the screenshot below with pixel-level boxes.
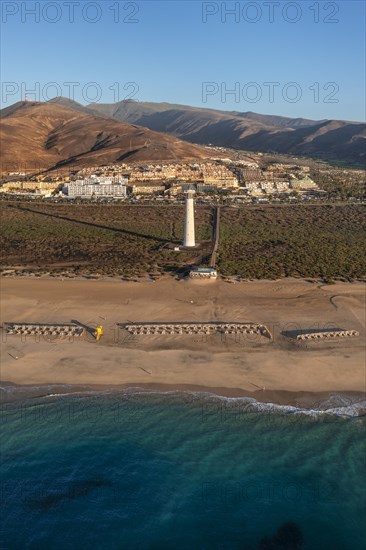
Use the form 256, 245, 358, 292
210, 206, 220, 268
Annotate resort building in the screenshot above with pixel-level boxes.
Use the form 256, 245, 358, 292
130, 183, 166, 195
0, 181, 60, 195
66, 183, 127, 198
66, 177, 128, 198
65, 174, 128, 197
189, 267, 217, 279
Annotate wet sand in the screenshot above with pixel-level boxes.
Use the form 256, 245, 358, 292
1, 277, 365, 406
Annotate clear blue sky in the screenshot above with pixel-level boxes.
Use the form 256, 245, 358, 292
1, 0, 365, 120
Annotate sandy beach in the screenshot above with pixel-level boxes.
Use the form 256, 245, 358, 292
1, 277, 365, 406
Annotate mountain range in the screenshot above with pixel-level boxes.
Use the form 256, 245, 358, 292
85, 99, 365, 166
1, 98, 365, 174
0, 101, 213, 174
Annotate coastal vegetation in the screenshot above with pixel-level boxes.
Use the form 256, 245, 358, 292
309, 167, 365, 199
218, 204, 366, 281
1, 201, 365, 281
0, 201, 212, 278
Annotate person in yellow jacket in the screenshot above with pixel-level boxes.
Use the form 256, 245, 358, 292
95, 325, 103, 342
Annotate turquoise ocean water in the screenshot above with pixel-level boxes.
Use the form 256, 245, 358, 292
1, 389, 365, 550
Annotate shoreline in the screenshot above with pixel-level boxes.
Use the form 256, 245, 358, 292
1, 381, 365, 415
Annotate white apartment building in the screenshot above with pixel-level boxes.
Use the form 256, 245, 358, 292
66, 176, 128, 198
290, 177, 317, 190
73, 175, 128, 185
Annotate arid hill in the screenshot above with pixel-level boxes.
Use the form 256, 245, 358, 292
0, 101, 214, 174
85, 99, 366, 166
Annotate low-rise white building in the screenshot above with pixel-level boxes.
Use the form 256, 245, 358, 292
189, 267, 217, 279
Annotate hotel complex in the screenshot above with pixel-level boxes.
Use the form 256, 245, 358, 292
0, 158, 329, 201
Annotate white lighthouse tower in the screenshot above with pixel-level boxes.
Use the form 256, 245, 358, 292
183, 189, 196, 247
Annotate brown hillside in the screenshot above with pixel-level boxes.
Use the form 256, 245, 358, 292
88, 99, 366, 166
0, 101, 214, 174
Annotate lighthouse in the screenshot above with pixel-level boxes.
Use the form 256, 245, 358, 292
183, 189, 196, 247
